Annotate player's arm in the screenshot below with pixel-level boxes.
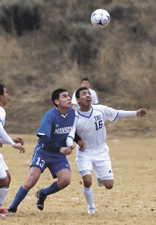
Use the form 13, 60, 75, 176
0, 123, 25, 153
12, 137, 24, 145
60, 145, 75, 155
102, 105, 142, 122
66, 118, 76, 146
67, 134, 85, 152
74, 133, 81, 143
0, 123, 15, 146
12, 144, 25, 153
38, 134, 75, 154
117, 108, 147, 118
117, 110, 137, 118
37, 134, 62, 152
66, 118, 85, 151
136, 108, 147, 117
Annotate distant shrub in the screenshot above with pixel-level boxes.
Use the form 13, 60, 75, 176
108, 3, 141, 21
0, 0, 43, 36
108, 3, 127, 20
130, 21, 148, 39
70, 42, 99, 65
67, 23, 98, 66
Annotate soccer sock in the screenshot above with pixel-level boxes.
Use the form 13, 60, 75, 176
0, 187, 9, 209
9, 185, 28, 210
83, 186, 95, 208
41, 181, 60, 196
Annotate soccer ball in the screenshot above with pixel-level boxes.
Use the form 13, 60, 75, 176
91, 9, 111, 28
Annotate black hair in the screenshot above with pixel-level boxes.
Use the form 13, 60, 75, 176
81, 78, 89, 83
51, 88, 67, 107
75, 87, 88, 99
0, 84, 5, 95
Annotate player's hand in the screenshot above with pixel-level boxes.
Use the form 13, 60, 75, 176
13, 144, 25, 153
12, 137, 24, 145
69, 145, 75, 150
60, 145, 74, 155
137, 108, 147, 117
78, 140, 85, 152
0, 141, 3, 147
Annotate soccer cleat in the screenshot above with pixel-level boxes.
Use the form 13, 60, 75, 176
0, 208, 10, 217
7, 207, 17, 213
97, 178, 103, 187
35, 190, 47, 210
88, 207, 96, 214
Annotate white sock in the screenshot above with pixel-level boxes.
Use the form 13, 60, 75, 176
83, 186, 95, 208
0, 187, 9, 209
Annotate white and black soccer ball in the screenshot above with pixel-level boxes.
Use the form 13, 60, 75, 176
91, 9, 111, 28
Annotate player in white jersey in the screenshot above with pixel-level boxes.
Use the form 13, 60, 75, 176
66, 87, 147, 214
0, 84, 25, 217
71, 78, 99, 111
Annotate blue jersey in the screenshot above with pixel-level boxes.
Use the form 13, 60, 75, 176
35, 107, 75, 160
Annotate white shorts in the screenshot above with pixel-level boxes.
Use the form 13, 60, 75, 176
0, 157, 8, 179
76, 157, 113, 180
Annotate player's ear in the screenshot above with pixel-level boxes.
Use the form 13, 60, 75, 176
76, 98, 80, 103
54, 99, 59, 106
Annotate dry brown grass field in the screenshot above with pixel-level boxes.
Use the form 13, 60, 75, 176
0, 134, 156, 225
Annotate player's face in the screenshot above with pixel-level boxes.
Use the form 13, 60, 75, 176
57, 91, 71, 109
0, 89, 8, 106
81, 81, 90, 88
77, 89, 92, 107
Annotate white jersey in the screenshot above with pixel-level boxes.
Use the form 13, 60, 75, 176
0, 106, 14, 158
67, 105, 117, 159
0, 107, 6, 127
71, 88, 99, 111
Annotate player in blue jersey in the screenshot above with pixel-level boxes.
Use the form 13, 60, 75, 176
8, 88, 83, 213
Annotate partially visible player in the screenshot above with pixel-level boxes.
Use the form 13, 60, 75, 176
8, 88, 83, 213
0, 84, 25, 217
71, 78, 98, 111
66, 87, 147, 214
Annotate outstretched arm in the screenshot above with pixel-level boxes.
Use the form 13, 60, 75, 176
117, 108, 147, 118
137, 108, 147, 117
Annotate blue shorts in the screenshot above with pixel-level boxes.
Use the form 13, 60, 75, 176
30, 151, 71, 178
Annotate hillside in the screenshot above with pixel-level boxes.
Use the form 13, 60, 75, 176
0, 0, 156, 137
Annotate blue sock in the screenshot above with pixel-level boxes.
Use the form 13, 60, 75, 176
41, 181, 60, 196
9, 185, 28, 210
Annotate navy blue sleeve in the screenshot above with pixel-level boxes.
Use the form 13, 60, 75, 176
37, 134, 62, 152
74, 133, 81, 143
